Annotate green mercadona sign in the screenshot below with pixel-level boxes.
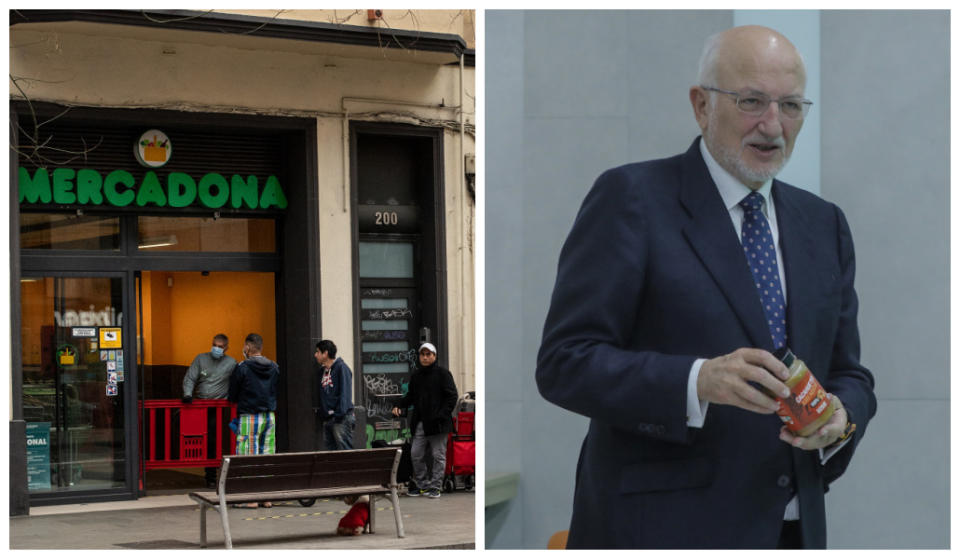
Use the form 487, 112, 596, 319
18, 166, 288, 210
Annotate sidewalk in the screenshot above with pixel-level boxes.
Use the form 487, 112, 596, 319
10, 490, 475, 550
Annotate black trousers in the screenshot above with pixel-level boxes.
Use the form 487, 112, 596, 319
778, 520, 803, 549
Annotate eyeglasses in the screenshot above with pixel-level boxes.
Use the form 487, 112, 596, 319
701, 86, 813, 120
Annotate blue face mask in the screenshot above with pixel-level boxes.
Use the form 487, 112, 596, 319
211, 346, 225, 359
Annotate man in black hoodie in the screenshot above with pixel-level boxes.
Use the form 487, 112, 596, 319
228, 333, 280, 457
392, 342, 459, 498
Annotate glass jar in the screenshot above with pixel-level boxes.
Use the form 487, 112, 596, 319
771, 347, 836, 437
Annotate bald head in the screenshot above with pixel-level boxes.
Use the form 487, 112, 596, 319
698, 25, 806, 91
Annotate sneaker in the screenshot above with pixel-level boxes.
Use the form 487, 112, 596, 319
406, 487, 421, 497
426, 489, 441, 499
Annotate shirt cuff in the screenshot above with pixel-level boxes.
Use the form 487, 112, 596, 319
820, 435, 851, 464
686, 358, 710, 428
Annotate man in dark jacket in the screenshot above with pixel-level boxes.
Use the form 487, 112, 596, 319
228, 333, 280, 457
315, 339, 355, 450
392, 342, 459, 498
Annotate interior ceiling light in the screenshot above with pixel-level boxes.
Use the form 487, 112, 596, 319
138, 235, 178, 249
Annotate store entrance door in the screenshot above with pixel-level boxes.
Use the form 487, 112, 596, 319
20, 275, 131, 498
135, 270, 277, 492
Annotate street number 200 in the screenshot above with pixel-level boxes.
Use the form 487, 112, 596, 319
375, 211, 399, 225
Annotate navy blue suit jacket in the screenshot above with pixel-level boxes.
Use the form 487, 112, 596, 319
536, 138, 876, 549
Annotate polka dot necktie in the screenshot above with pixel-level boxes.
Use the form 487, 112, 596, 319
739, 191, 787, 349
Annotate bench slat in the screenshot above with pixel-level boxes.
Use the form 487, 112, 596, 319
227, 460, 395, 478
190, 485, 390, 506
222, 448, 398, 466
226, 475, 390, 493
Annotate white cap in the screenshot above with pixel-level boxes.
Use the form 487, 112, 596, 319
419, 342, 437, 354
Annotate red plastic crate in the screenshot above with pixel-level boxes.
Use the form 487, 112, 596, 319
139, 399, 237, 471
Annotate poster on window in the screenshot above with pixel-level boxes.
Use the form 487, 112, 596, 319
26, 422, 51, 490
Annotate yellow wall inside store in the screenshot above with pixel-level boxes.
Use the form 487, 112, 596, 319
141, 271, 276, 366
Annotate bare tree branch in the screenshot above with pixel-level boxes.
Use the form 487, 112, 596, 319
330, 10, 363, 25
9, 74, 74, 86
225, 10, 289, 36
36, 105, 74, 130
11, 75, 103, 168
139, 9, 216, 25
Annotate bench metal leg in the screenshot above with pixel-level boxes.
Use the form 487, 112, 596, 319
390, 487, 406, 538
364, 501, 371, 534
199, 504, 208, 548
219, 504, 233, 549
368, 494, 376, 534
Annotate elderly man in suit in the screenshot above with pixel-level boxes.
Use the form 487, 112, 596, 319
536, 25, 876, 549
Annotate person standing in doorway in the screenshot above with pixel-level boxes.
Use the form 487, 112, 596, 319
392, 342, 458, 498
182, 333, 236, 487
228, 333, 280, 507
315, 339, 356, 450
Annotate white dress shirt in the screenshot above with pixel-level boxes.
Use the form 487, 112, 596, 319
683, 139, 846, 521
685, 138, 784, 429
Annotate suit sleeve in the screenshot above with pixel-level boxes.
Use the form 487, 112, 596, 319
536, 168, 697, 444
821, 206, 877, 484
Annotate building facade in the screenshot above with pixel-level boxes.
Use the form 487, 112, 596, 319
9, 9, 475, 513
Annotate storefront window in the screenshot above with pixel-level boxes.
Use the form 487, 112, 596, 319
361, 341, 410, 374
138, 216, 275, 252
358, 242, 414, 278
20, 276, 126, 493
361, 319, 409, 330
361, 298, 408, 309
362, 342, 409, 352
363, 363, 409, 373
20, 213, 121, 250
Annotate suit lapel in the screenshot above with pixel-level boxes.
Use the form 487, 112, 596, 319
772, 183, 823, 359
679, 140, 774, 350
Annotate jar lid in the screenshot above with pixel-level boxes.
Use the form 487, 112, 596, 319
773, 346, 795, 368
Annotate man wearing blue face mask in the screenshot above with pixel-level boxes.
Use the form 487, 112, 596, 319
183, 334, 237, 402
182, 333, 237, 487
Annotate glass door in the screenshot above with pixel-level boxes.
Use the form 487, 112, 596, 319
357, 240, 420, 445
20, 275, 129, 495
358, 286, 420, 444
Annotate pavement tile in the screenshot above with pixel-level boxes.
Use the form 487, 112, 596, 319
10, 490, 475, 550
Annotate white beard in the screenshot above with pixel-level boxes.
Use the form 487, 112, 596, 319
704, 111, 789, 185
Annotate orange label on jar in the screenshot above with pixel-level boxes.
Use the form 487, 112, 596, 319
776, 367, 830, 433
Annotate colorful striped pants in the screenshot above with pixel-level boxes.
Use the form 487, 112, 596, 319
235, 411, 276, 455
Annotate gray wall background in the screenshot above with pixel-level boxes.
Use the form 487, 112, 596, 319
485, 10, 949, 549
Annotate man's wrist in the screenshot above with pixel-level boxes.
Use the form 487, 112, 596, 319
831, 419, 856, 447
828, 397, 855, 448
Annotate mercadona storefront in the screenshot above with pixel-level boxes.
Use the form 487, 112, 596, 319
9, 9, 475, 511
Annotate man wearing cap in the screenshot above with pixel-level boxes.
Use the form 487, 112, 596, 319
392, 342, 459, 498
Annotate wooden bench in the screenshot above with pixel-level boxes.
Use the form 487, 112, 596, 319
188, 448, 405, 549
